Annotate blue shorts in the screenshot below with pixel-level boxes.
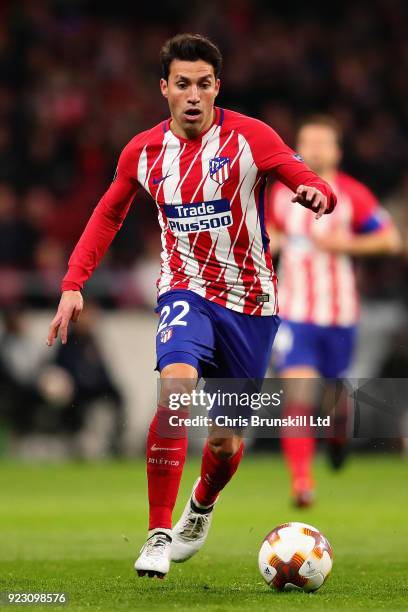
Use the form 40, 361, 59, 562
155, 290, 280, 378
273, 320, 357, 378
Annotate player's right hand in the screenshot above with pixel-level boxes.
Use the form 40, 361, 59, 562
47, 290, 84, 346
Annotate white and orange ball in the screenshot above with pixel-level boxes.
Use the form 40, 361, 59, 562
258, 522, 333, 592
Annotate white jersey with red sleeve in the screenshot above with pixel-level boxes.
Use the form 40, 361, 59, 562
61, 107, 336, 315
268, 171, 390, 326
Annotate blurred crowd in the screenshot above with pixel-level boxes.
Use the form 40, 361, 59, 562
0, 304, 124, 458
0, 0, 407, 308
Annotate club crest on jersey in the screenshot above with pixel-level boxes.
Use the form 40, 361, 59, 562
160, 328, 173, 343
209, 156, 230, 185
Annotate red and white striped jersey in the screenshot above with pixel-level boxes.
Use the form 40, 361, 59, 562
61, 107, 335, 315
268, 171, 388, 326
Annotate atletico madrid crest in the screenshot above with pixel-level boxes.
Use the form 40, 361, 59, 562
209, 156, 230, 185
160, 328, 173, 343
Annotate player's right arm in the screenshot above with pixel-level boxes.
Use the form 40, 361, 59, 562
47, 139, 140, 346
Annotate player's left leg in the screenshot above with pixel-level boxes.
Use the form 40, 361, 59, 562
171, 304, 280, 562
171, 432, 243, 562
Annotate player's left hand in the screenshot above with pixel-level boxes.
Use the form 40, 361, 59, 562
292, 185, 328, 220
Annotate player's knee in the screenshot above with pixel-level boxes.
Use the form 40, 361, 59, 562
208, 436, 242, 459
161, 362, 198, 380
159, 362, 198, 407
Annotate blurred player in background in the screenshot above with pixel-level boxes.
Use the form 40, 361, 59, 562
267, 115, 401, 507
47, 35, 337, 578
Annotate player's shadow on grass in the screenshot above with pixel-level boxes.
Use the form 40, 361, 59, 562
133, 579, 319, 597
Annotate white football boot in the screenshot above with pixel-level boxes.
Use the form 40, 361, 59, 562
171, 478, 216, 563
134, 530, 172, 578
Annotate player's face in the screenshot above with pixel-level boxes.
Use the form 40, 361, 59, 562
296, 125, 341, 174
160, 60, 220, 139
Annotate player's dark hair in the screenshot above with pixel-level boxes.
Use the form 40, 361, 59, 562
160, 33, 222, 80
297, 114, 343, 145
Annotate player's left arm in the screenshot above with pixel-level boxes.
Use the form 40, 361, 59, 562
313, 182, 402, 256
247, 120, 337, 219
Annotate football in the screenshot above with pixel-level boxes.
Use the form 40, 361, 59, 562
258, 522, 333, 592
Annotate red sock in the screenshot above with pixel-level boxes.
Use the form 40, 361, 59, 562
281, 437, 315, 491
281, 402, 315, 492
146, 406, 188, 530
194, 441, 244, 507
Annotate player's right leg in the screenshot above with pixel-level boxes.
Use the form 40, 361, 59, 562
135, 290, 216, 578
135, 362, 197, 578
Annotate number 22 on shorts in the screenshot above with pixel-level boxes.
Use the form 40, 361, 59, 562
157, 300, 190, 335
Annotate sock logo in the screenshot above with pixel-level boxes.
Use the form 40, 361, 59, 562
148, 457, 180, 466
151, 443, 182, 452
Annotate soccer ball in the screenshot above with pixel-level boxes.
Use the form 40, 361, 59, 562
258, 522, 333, 592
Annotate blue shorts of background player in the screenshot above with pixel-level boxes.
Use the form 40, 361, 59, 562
156, 290, 280, 378
273, 319, 357, 378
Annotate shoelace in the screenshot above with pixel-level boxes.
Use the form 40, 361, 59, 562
179, 512, 210, 540
144, 535, 170, 557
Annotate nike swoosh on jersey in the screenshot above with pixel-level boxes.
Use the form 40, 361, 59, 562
153, 174, 172, 185
150, 443, 182, 451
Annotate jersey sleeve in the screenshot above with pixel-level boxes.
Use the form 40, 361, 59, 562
61, 139, 141, 292
349, 179, 390, 234
247, 119, 337, 213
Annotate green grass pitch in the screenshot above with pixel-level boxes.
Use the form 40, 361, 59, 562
1, 454, 408, 611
